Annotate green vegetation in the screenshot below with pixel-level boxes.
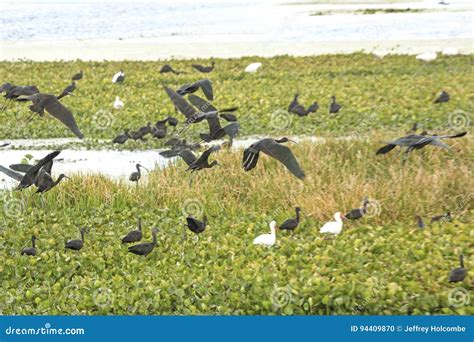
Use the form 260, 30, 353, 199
0, 137, 472, 315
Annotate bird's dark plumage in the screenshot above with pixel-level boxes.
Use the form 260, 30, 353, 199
122, 218, 143, 243
434, 90, 449, 103
329, 96, 341, 114
65, 228, 86, 251
448, 254, 467, 282
279, 207, 301, 230
16, 151, 61, 190
192, 62, 215, 73
186, 216, 207, 234
128, 228, 158, 256
21, 235, 38, 256
72, 70, 83, 81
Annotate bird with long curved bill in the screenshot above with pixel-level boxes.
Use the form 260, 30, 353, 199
288, 94, 318, 116
242, 138, 305, 179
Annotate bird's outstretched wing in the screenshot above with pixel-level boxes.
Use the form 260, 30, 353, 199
178, 150, 197, 166
259, 140, 305, 179
9, 164, 33, 173
197, 79, 213, 101
242, 146, 260, 172
0, 165, 24, 181
193, 145, 221, 166
188, 94, 217, 113
164, 86, 197, 119
44, 98, 84, 139
439, 131, 467, 139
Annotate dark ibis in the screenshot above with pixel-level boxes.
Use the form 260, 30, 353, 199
179, 144, 224, 173
21, 235, 38, 256
129, 129, 146, 141
434, 90, 449, 103
449, 254, 467, 282
186, 215, 207, 234
345, 197, 369, 220
166, 115, 179, 127
113, 129, 130, 144
329, 96, 341, 114
177, 79, 213, 101
242, 138, 305, 179
431, 212, 452, 222
288, 94, 318, 116
152, 119, 168, 139
57, 81, 76, 100
16, 151, 61, 190
129, 164, 148, 183
35, 170, 68, 194
65, 227, 86, 251
112, 70, 125, 83
192, 62, 215, 73
279, 207, 301, 231
1, 84, 40, 112
122, 217, 143, 243
416, 215, 425, 229
128, 227, 159, 256
160, 64, 182, 74
220, 112, 238, 122
138, 122, 153, 137
72, 70, 83, 81
0, 142, 10, 147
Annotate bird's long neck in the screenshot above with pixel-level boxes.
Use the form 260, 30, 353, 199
138, 218, 142, 231
136, 165, 141, 174
80, 230, 85, 241
152, 231, 157, 245
31, 237, 36, 248
295, 209, 300, 222
460, 255, 464, 268
54, 175, 65, 186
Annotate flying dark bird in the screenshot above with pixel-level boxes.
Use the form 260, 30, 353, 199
128, 227, 159, 256
72, 70, 83, 81
434, 90, 449, 103
345, 198, 370, 220
376, 132, 467, 156
35, 169, 68, 194
122, 218, 143, 244
329, 96, 341, 114
220, 112, 238, 122
16, 151, 61, 190
177, 79, 213, 101
243, 138, 305, 179
57, 81, 76, 100
431, 212, 452, 222
186, 215, 207, 234
160, 139, 201, 158
21, 235, 38, 256
279, 207, 301, 231
1, 83, 40, 112
448, 254, 467, 282
129, 164, 148, 183
65, 227, 87, 251
0, 142, 10, 147
17, 93, 84, 139
178, 144, 223, 173
112, 70, 125, 83
288, 94, 319, 116
192, 61, 215, 73
113, 129, 130, 144
164, 86, 201, 123
416, 215, 425, 229
160, 64, 182, 74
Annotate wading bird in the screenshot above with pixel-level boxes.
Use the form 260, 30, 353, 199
65, 227, 87, 251
129, 164, 149, 183
186, 215, 207, 234
448, 254, 467, 282
57, 81, 76, 100
434, 90, 449, 103
244, 62, 262, 73
113, 129, 130, 144
128, 227, 159, 256
21, 235, 38, 256
166, 115, 179, 127
122, 218, 143, 244
192, 61, 215, 73
160, 64, 182, 74
279, 207, 301, 231
242, 137, 305, 179
112, 70, 125, 83
416, 215, 425, 229
253, 221, 277, 247
114, 96, 124, 109
288, 94, 318, 116
72, 70, 83, 81
345, 197, 369, 220
320, 212, 345, 235
329, 96, 341, 114
177, 79, 213, 101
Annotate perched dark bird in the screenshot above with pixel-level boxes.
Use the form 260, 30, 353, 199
112, 70, 125, 83
128, 227, 159, 256
0, 142, 10, 147
129, 163, 148, 183
21, 235, 38, 256
434, 90, 449, 103
279, 207, 301, 231
243, 138, 305, 179
186, 215, 207, 234
65, 227, 86, 251
160, 64, 182, 74
152, 118, 168, 139
178, 144, 223, 173
177, 79, 213, 101
113, 129, 130, 144
138, 122, 153, 137
72, 70, 83, 81
57, 81, 76, 100
129, 129, 146, 141
166, 115, 179, 127
345, 198, 369, 220
329, 96, 341, 114
288, 94, 319, 116
122, 218, 143, 244
431, 212, 452, 222
16, 93, 84, 139
16, 151, 61, 190
449, 254, 467, 282
192, 62, 215, 73
416, 215, 425, 229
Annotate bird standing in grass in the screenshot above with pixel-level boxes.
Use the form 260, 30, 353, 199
192, 62, 215, 73
253, 221, 277, 247
21, 235, 38, 256
329, 96, 341, 114
122, 218, 143, 244
416, 215, 425, 229
112, 70, 125, 83
345, 197, 369, 220
431, 212, 452, 222
114, 96, 124, 110
319, 212, 345, 235
129, 164, 148, 183
160, 64, 182, 74
128, 228, 159, 256
113, 130, 130, 144
65, 228, 86, 251
279, 207, 301, 231
434, 90, 449, 103
449, 255, 467, 282
244, 62, 262, 73
288, 94, 318, 116
72, 70, 83, 81
186, 215, 207, 234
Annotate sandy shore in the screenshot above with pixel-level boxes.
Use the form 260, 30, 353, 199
1, 38, 472, 61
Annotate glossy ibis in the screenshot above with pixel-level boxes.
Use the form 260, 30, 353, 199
243, 137, 305, 179
152, 119, 168, 139
449, 254, 467, 282
164, 86, 200, 124
244, 62, 262, 73
253, 221, 277, 247
160, 64, 182, 74
21, 235, 38, 256
65, 227, 86, 251
129, 129, 146, 141
57, 81, 76, 100
1, 84, 40, 112
431, 212, 452, 222
113, 129, 130, 144
177, 79, 213, 101
166, 115, 179, 127
16, 151, 61, 190
192, 62, 215, 73
416, 215, 425, 229
128, 227, 159, 256
112, 70, 125, 83
179, 144, 223, 173
72, 70, 83, 81
129, 164, 149, 183
138, 122, 152, 137
434, 90, 449, 103
186, 215, 207, 234
35, 170, 68, 194
320, 212, 345, 235
220, 112, 238, 122
114, 96, 124, 109
288, 94, 318, 116
329, 96, 341, 114
122, 218, 143, 243
345, 197, 369, 220
279, 207, 301, 231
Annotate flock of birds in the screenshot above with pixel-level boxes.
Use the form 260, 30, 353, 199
0, 60, 469, 285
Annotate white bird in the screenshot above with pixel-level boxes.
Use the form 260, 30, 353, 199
253, 221, 277, 247
319, 212, 345, 236
112, 70, 125, 83
245, 62, 262, 73
416, 52, 437, 62
442, 47, 458, 56
113, 96, 124, 110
